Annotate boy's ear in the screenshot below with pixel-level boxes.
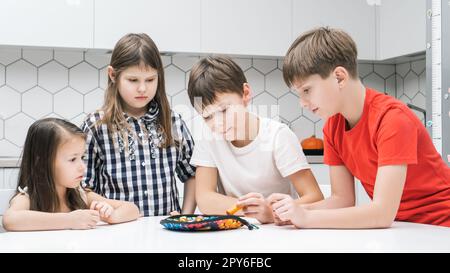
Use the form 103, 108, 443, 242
333, 66, 349, 88
242, 83, 252, 106
107, 65, 116, 83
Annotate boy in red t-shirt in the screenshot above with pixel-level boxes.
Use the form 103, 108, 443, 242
269, 27, 450, 228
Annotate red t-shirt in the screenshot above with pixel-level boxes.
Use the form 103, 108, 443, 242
323, 88, 450, 227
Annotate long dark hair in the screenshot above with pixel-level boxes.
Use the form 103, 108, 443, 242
101, 33, 174, 148
16, 118, 88, 212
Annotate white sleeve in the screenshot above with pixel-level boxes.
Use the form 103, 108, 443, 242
190, 138, 216, 168
273, 126, 310, 177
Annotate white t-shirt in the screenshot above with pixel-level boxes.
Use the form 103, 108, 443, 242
190, 117, 310, 198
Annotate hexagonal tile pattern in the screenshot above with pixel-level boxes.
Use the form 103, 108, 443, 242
279, 93, 302, 122
0, 140, 21, 157
84, 88, 105, 114
419, 71, 426, 95
172, 56, 199, 71
411, 59, 425, 75
253, 59, 277, 74
39, 61, 68, 93
291, 117, 315, 142
0, 86, 21, 119
314, 119, 325, 139
161, 55, 172, 68
54, 50, 83, 67
404, 71, 419, 99
412, 92, 426, 110
0, 50, 431, 159
172, 90, 195, 121
69, 62, 99, 94
385, 75, 396, 98
374, 64, 395, 78
6, 60, 37, 92
363, 73, 385, 92
245, 68, 264, 97
54, 87, 83, 119
398, 95, 410, 105
22, 87, 52, 119
265, 69, 289, 98
277, 59, 284, 70
85, 52, 111, 69
99, 66, 109, 90
71, 113, 87, 128
5, 113, 35, 146
0, 48, 21, 65
358, 63, 373, 78
232, 58, 252, 71
0, 64, 5, 86
396, 63, 411, 77
252, 92, 278, 119
302, 108, 321, 123
22, 49, 53, 66
396, 76, 405, 97
165, 65, 186, 96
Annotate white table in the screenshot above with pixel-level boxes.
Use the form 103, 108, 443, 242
1, 216, 450, 252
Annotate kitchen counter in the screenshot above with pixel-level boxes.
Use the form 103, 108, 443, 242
1, 216, 450, 252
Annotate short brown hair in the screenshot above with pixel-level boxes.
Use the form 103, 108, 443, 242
283, 27, 358, 87
187, 55, 247, 109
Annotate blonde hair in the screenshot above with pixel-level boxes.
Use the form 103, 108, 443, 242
283, 27, 358, 87
100, 33, 173, 148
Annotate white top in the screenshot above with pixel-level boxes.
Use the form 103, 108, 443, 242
190, 117, 310, 198
1, 217, 450, 252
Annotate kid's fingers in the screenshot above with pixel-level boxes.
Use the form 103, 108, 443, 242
104, 206, 113, 218
270, 198, 291, 211
236, 197, 264, 207
267, 193, 290, 204
238, 192, 263, 201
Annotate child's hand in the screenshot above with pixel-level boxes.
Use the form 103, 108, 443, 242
236, 192, 274, 224
273, 213, 292, 226
268, 193, 307, 228
68, 209, 100, 229
170, 211, 181, 216
90, 201, 115, 221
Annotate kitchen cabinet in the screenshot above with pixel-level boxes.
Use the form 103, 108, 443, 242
200, 0, 292, 57
0, 0, 93, 48
378, 0, 426, 60
292, 0, 376, 60
94, 0, 201, 53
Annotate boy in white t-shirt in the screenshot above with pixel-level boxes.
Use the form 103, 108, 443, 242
187, 55, 323, 224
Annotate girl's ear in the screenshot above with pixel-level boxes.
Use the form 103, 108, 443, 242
242, 83, 252, 106
107, 65, 116, 83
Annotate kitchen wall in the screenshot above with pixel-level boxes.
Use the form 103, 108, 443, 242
0, 47, 426, 189
0, 47, 427, 155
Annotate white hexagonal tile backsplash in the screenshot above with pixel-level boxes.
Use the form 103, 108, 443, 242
0, 46, 425, 154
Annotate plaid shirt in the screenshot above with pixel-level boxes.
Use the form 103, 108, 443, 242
81, 103, 196, 216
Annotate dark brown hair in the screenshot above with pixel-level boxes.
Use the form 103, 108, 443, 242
283, 27, 358, 87
101, 33, 174, 147
187, 55, 247, 109
16, 118, 88, 212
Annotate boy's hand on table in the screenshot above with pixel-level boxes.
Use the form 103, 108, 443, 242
268, 193, 307, 228
236, 192, 274, 224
